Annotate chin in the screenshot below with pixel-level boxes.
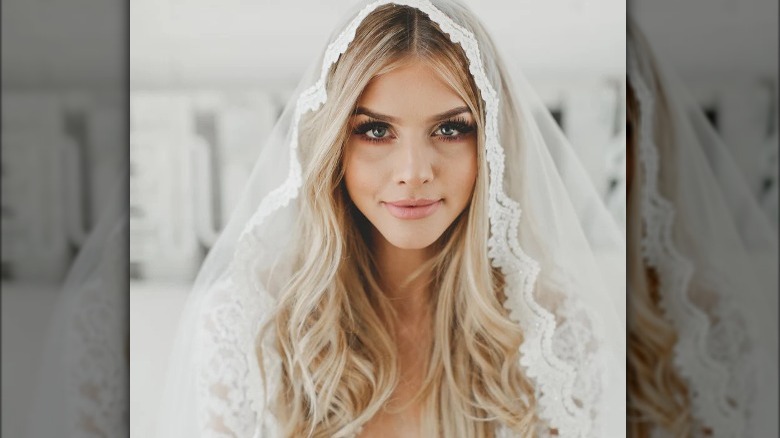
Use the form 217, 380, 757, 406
386, 238, 435, 250
380, 226, 444, 250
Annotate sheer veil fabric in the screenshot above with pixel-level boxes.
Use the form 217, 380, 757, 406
155, 1, 626, 436
628, 21, 778, 437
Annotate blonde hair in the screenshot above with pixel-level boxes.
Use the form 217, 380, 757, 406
626, 75, 694, 437
260, 5, 536, 437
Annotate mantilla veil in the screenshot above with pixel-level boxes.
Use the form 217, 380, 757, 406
155, 1, 626, 436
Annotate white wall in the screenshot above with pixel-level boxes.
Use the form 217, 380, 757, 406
130, 0, 625, 88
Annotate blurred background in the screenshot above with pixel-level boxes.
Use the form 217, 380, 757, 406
628, 1, 778, 435
2, 0, 127, 435
632, 0, 778, 224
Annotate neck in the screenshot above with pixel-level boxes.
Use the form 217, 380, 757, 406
372, 229, 435, 323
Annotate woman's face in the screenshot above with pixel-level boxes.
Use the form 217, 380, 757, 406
344, 59, 478, 250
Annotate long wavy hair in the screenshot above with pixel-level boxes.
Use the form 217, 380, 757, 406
626, 73, 694, 437
259, 4, 536, 437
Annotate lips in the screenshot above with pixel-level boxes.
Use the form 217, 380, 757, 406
383, 199, 442, 220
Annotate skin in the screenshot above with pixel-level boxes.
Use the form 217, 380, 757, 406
343, 58, 478, 436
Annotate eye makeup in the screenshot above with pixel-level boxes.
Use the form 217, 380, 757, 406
352, 118, 395, 143
432, 116, 476, 142
351, 116, 476, 144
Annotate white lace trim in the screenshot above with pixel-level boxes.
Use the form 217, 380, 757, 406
222, 1, 601, 436
628, 50, 742, 437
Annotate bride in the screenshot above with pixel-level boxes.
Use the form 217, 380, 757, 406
156, 1, 625, 437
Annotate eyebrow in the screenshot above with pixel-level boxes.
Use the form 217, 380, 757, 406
353, 105, 471, 123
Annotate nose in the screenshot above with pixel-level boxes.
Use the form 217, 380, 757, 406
394, 139, 433, 186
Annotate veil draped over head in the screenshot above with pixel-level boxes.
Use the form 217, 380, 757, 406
156, 1, 625, 436
627, 21, 778, 438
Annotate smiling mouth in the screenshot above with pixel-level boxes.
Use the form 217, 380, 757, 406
382, 199, 442, 220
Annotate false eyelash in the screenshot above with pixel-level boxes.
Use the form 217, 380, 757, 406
438, 117, 476, 132
351, 118, 394, 143
351, 116, 477, 144
434, 117, 476, 141
352, 118, 387, 134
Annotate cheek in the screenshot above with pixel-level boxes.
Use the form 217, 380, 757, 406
343, 150, 359, 200
446, 141, 478, 200
344, 144, 378, 203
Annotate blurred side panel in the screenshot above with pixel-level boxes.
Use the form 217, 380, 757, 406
628, 0, 778, 436
1, 0, 128, 436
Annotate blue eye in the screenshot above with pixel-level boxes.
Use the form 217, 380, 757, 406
352, 120, 394, 143
433, 118, 476, 140
436, 125, 458, 136
366, 126, 389, 139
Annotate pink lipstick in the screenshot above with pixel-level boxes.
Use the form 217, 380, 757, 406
383, 199, 441, 220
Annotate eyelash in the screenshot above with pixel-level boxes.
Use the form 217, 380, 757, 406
352, 117, 476, 144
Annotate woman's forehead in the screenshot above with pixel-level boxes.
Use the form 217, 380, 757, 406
355, 59, 471, 123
